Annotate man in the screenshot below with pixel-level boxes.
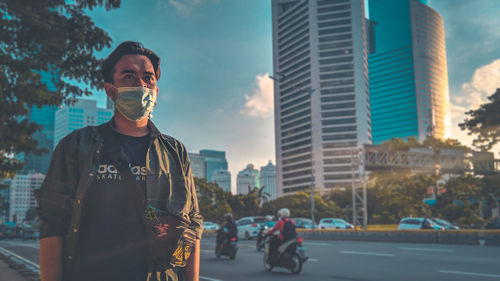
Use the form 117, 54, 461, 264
266, 208, 296, 260
216, 213, 237, 251
36, 41, 203, 281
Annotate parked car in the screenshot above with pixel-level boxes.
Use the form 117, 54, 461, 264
397, 217, 445, 230
236, 216, 267, 240
203, 221, 220, 231
430, 218, 459, 230
292, 218, 316, 229
318, 218, 353, 229
484, 217, 500, 229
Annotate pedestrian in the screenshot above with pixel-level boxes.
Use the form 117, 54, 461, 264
36, 41, 203, 281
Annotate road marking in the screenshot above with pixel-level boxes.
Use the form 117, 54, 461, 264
305, 242, 330, 246
200, 276, 223, 281
0, 241, 40, 249
0, 246, 40, 271
398, 247, 454, 253
439, 270, 500, 278
341, 250, 395, 257
309, 258, 319, 262
200, 250, 213, 253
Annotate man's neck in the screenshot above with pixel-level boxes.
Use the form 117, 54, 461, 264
113, 110, 149, 137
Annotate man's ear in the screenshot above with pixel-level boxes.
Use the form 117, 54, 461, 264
104, 83, 118, 101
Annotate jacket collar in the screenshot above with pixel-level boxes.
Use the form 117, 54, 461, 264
98, 117, 162, 141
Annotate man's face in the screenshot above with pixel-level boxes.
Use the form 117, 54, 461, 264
104, 54, 159, 100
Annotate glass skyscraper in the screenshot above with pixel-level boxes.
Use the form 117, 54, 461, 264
20, 71, 58, 174
368, 0, 451, 143
199, 150, 228, 182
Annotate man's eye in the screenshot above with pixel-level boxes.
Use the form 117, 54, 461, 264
144, 76, 154, 82
124, 74, 135, 80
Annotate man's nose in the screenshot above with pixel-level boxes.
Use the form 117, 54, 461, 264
135, 78, 148, 87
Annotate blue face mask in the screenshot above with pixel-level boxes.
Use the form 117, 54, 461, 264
115, 87, 157, 121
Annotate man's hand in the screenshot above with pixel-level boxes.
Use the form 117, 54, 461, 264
39, 236, 63, 281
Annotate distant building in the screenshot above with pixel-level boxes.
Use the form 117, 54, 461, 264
368, 0, 451, 143
54, 99, 113, 148
0, 179, 11, 223
212, 169, 232, 193
188, 153, 207, 179
20, 71, 59, 174
237, 164, 260, 195
9, 173, 44, 223
260, 161, 277, 200
200, 150, 228, 182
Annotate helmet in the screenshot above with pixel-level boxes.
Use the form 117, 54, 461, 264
278, 208, 290, 218
224, 213, 233, 220
265, 215, 273, 221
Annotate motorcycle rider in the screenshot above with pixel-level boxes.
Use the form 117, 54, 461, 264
265, 215, 275, 228
266, 208, 296, 261
216, 213, 237, 251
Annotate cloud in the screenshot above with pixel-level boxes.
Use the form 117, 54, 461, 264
450, 59, 500, 148
241, 73, 274, 118
167, 0, 212, 15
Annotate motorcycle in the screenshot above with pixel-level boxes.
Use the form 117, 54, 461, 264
256, 225, 269, 251
263, 235, 308, 274
215, 227, 238, 260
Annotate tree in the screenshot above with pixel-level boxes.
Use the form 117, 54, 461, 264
460, 88, 500, 151
194, 178, 232, 223
0, 0, 121, 179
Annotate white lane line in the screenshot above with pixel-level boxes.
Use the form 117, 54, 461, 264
200, 250, 213, 253
398, 247, 454, 253
200, 276, 223, 281
341, 250, 395, 257
0, 246, 40, 269
305, 242, 330, 246
309, 258, 319, 262
0, 241, 40, 249
439, 270, 500, 278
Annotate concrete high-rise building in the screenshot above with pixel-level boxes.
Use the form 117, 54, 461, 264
21, 71, 58, 174
188, 152, 207, 179
9, 173, 44, 223
368, 0, 451, 143
260, 161, 277, 200
0, 179, 11, 223
237, 164, 260, 195
200, 150, 228, 182
54, 99, 113, 148
212, 169, 232, 193
272, 0, 371, 196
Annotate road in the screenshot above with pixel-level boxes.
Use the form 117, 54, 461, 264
1, 238, 500, 281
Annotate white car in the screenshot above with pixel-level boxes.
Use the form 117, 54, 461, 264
202, 221, 220, 231
236, 216, 267, 240
318, 218, 353, 229
397, 217, 445, 230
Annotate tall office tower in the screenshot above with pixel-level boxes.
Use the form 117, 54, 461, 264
272, 0, 371, 196
236, 164, 260, 195
260, 161, 277, 200
212, 169, 232, 193
188, 152, 207, 179
53, 99, 113, 148
20, 71, 58, 174
368, 0, 451, 143
9, 173, 44, 223
200, 150, 228, 182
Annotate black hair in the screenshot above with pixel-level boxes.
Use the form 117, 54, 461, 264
101, 41, 161, 83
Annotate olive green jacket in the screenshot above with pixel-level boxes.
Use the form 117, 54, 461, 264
35, 119, 203, 275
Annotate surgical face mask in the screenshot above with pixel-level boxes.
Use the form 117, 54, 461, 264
114, 86, 157, 121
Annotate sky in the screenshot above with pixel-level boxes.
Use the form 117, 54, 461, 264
86, 0, 500, 190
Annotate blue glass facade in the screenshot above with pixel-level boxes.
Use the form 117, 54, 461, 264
21, 71, 58, 174
200, 150, 228, 182
368, 0, 419, 144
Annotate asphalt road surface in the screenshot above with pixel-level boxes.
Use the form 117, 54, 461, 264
1, 238, 500, 281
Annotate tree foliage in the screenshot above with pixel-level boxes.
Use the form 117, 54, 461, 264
0, 0, 120, 179
460, 88, 500, 151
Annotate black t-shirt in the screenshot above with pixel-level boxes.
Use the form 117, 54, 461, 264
73, 132, 150, 281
